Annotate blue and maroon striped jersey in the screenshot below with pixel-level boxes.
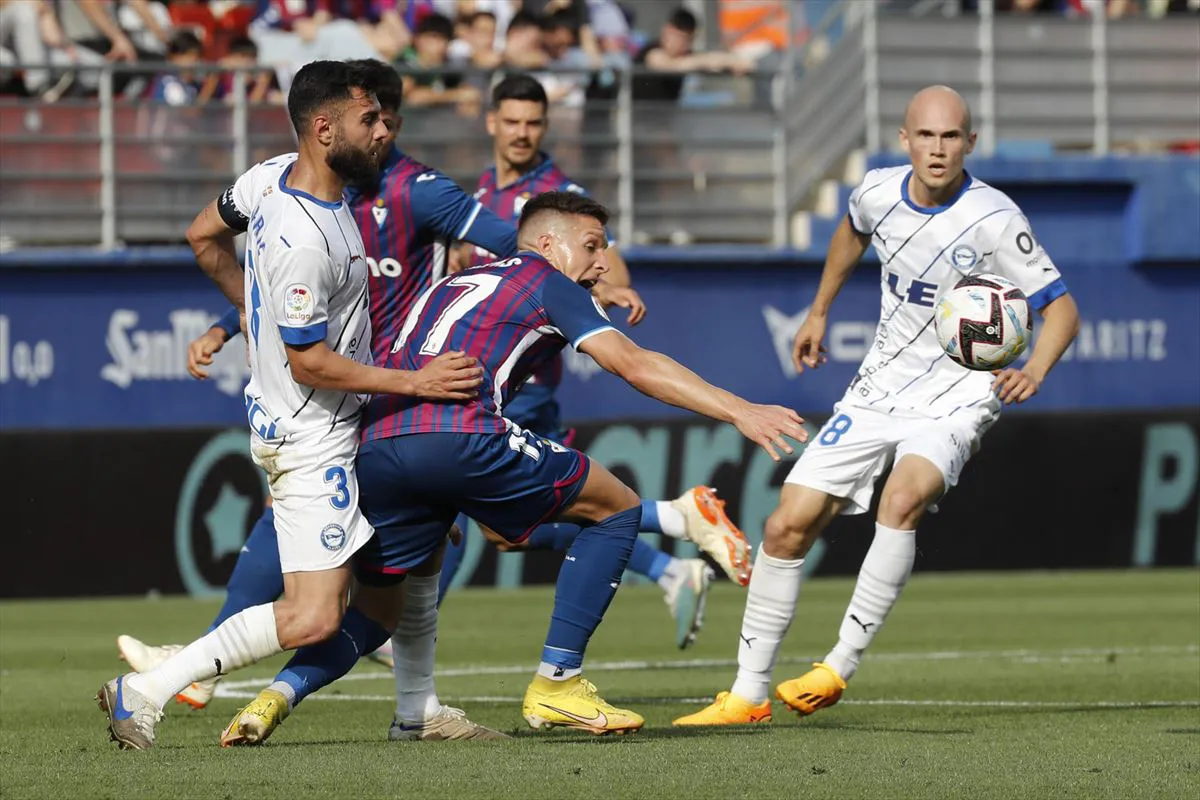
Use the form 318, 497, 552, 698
347, 148, 517, 365
360, 253, 615, 440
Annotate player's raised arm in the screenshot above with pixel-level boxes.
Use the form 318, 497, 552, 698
581, 330, 806, 461
793, 212, 873, 374
188, 186, 250, 311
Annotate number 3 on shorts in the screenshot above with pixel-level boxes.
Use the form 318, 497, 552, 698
324, 466, 350, 510
818, 413, 853, 446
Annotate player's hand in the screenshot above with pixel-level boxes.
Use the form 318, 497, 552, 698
735, 403, 808, 462
411, 351, 483, 400
106, 35, 137, 63
791, 314, 829, 374
991, 366, 1041, 405
187, 327, 227, 380
592, 282, 647, 325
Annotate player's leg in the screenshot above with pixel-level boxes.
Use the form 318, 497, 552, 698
521, 458, 646, 734
435, 513, 470, 605
782, 420, 980, 714
675, 405, 891, 726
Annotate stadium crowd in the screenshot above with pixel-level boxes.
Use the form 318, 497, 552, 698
4, 1, 1193, 106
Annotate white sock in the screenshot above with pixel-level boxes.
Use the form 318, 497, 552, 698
536, 662, 582, 680
824, 524, 916, 682
127, 603, 281, 708
267, 680, 296, 708
654, 501, 687, 539
392, 574, 443, 723
730, 551, 804, 704
656, 557, 684, 592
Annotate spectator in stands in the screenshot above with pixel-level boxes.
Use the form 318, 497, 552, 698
499, 9, 547, 70
334, 0, 411, 61
632, 6, 752, 104
116, 0, 170, 56
0, 0, 91, 99
197, 34, 278, 105
458, 0, 517, 50
539, 8, 595, 107
449, 9, 502, 93
55, 0, 156, 63
522, 0, 601, 61
249, 0, 384, 90
146, 28, 203, 106
399, 11, 482, 115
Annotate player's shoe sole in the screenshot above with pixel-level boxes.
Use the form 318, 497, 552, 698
667, 560, 715, 650
365, 641, 395, 670
775, 662, 847, 716
522, 675, 643, 736
672, 691, 772, 726
220, 688, 290, 746
672, 486, 752, 586
388, 706, 511, 741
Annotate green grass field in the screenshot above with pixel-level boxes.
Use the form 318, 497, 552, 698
2, 569, 1198, 799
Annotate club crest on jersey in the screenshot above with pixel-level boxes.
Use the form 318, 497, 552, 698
320, 523, 346, 552
372, 198, 388, 227
951, 244, 978, 270
285, 283, 315, 323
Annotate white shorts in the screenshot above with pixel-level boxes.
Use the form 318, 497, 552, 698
251, 426, 374, 574
785, 402, 991, 515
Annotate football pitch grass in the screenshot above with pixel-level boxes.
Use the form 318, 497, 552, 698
2, 569, 1197, 799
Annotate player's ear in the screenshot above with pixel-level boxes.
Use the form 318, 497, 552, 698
312, 110, 334, 146
898, 126, 910, 155
485, 110, 497, 137
966, 130, 977, 155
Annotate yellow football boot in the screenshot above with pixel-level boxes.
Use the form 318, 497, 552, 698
219, 688, 290, 746
672, 691, 772, 726
775, 662, 847, 716
522, 675, 643, 735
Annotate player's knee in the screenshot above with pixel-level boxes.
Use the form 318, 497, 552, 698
763, 507, 816, 560
878, 487, 929, 529
281, 605, 345, 649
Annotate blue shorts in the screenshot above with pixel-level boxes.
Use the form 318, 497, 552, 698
354, 428, 590, 582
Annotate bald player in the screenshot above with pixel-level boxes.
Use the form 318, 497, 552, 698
674, 85, 1080, 726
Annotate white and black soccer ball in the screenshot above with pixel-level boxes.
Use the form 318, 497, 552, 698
934, 274, 1033, 371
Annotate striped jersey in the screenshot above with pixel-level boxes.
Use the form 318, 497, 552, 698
361, 253, 615, 440
469, 152, 589, 403
347, 148, 517, 365
843, 165, 1068, 423
225, 153, 372, 443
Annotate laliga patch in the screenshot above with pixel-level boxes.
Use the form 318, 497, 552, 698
285, 283, 315, 324
320, 523, 347, 552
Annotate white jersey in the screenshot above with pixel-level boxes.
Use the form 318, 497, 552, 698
228, 153, 372, 447
842, 166, 1066, 424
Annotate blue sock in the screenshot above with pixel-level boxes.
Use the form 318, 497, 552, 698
208, 507, 283, 633
541, 506, 641, 669
525, 522, 582, 550
639, 499, 666, 533
271, 608, 390, 708
627, 539, 672, 582
437, 513, 470, 607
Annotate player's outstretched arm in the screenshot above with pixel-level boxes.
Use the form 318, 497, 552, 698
792, 215, 872, 374
580, 330, 807, 461
992, 292, 1080, 404
286, 343, 482, 400
187, 199, 245, 311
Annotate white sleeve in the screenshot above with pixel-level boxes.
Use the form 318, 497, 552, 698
847, 173, 876, 235
990, 213, 1069, 310
267, 245, 336, 346
216, 162, 262, 232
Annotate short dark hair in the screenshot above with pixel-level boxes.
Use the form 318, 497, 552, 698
168, 30, 204, 57
492, 73, 548, 109
227, 36, 258, 58
507, 10, 542, 34
518, 191, 609, 233
286, 60, 376, 135
415, 12, 454, 40
347, 58, 403, 113
667, 7, 698, 33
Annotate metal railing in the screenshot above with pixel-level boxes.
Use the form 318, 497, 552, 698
0, 3, 1196, 251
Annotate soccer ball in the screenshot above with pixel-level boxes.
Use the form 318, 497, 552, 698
934, 274, 1033, 371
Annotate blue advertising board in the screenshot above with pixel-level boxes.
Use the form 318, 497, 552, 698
1, 258, 1198, 430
